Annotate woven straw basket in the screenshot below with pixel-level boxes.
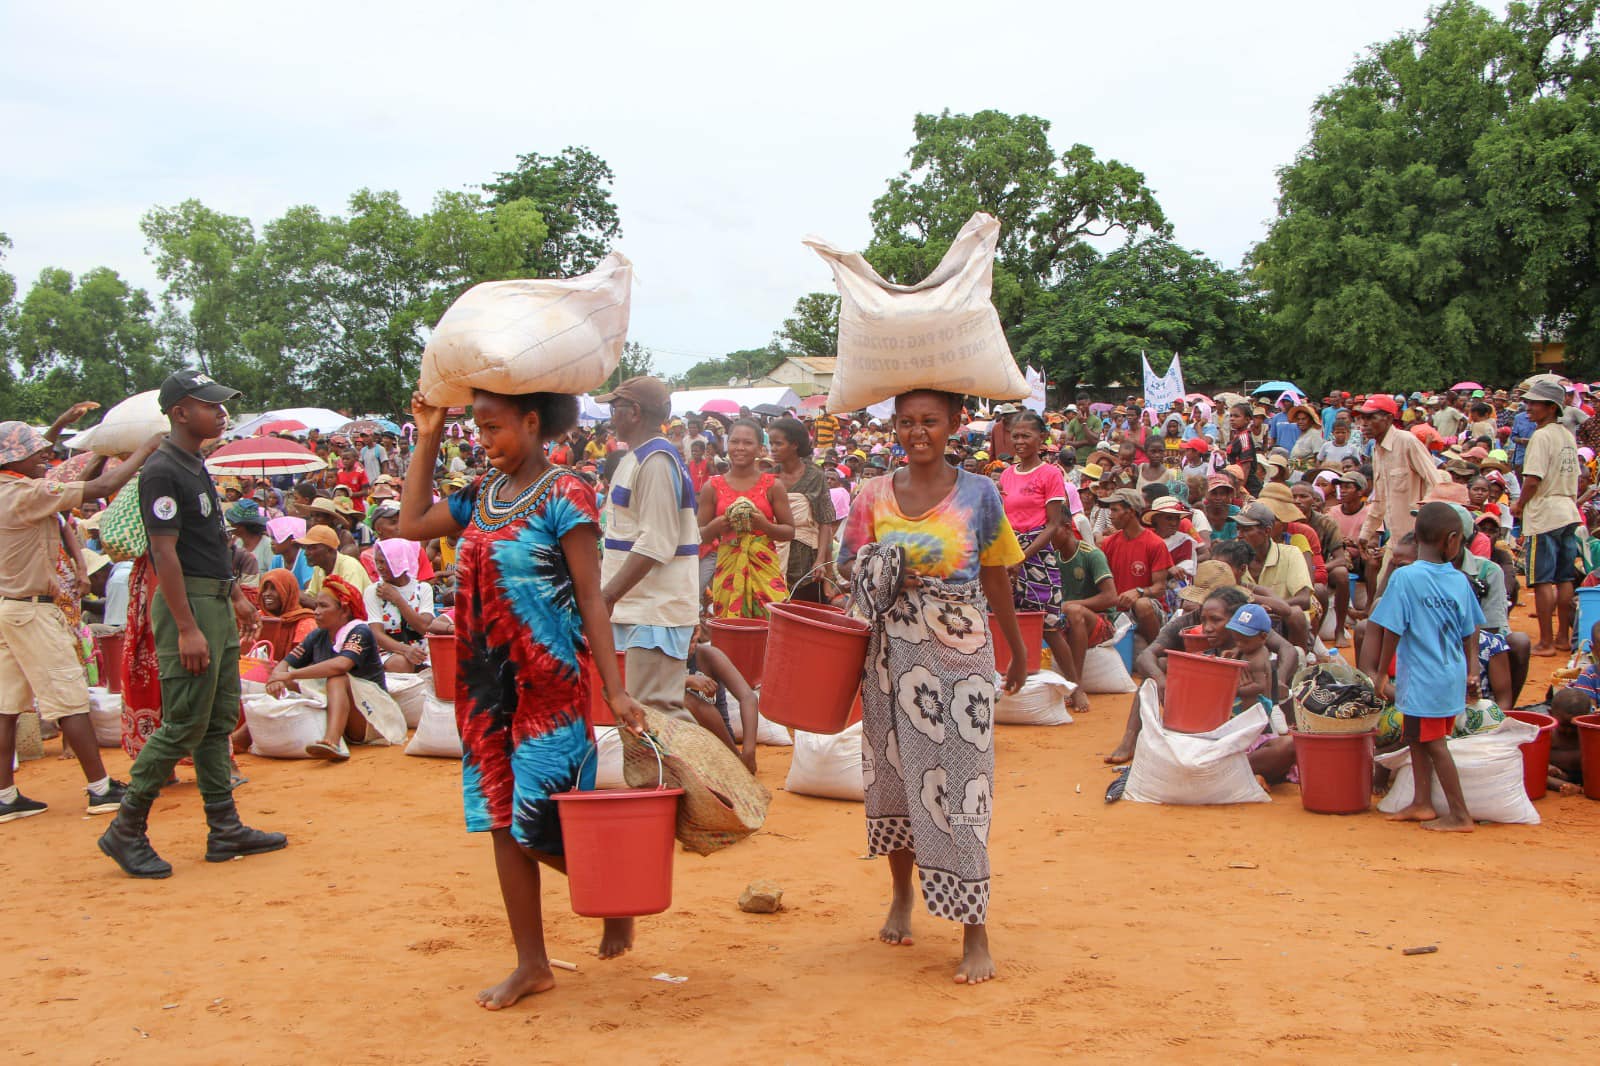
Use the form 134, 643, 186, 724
622, 709, 771, 856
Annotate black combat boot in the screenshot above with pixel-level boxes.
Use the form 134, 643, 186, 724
97, 795, 173, 879
202, 798, 287, 862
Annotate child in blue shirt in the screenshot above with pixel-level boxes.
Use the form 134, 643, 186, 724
1361, 502, 1484, 832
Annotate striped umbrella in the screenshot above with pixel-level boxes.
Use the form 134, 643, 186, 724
204, 437, 326, 476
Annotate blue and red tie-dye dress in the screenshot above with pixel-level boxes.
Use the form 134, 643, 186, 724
446, 467, 599, 852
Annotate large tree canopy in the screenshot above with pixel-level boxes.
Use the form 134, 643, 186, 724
1252, 0, 1599, 392
483, 146, 622, 278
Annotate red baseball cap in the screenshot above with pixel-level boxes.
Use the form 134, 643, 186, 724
1358, 395, 1399, 417
1182, 437, 1210, 453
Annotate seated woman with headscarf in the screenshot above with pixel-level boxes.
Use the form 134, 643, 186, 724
362, 537, 435, 672
264, 574, 408, 761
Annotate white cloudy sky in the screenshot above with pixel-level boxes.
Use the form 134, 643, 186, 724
1, 0, 1441, 376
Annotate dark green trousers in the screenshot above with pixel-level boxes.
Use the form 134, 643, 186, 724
127, 577, 241, 805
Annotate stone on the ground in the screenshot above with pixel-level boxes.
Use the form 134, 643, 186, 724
738, 880, 783, 913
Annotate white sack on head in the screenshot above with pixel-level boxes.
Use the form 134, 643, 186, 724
77, 391, 170, 457
418, 253, 633, 408
804, 212, 1029, 412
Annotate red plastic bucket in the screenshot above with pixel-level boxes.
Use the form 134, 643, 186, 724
427, 633, 457, 699
97, 631, 125, 694
1507, 710, 1557, 800
707, 617, 769, 689
1291, 730, 1375, 814
1160, 651, 1247, 733
990, 611, 1045, 675
1180, 626, 1211, 654
585, 651, 628, 726
554, 742, 683, 917
1577, 714, 1600, 800
760, 602, 869, 734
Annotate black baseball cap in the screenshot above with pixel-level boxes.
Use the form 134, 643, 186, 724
158, 370, 241, 412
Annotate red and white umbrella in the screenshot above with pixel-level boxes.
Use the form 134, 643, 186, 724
204, 437, 326, 476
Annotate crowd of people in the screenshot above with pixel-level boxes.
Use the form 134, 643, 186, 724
1, 368, 1595, 1002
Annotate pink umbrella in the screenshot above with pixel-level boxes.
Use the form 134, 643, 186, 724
204, 437, 326, 476
1451, 381, 1484, 391
700, 398, 740, 415
800, 395, 828, 410
256, 419, 307, 436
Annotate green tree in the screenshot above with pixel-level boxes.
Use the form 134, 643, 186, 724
1018, 238, 1263, 389
678, 346, 784, 388
772, 292, 839, 358
601, 340, 657, 392
484, 146, 622, 277
1251, 0, 1599, 392
10, 266, 171, 415
866, 110, 1169, 333
0, 233, 18, 416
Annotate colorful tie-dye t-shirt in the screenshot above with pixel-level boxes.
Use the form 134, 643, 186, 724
840, 469, 1023, 583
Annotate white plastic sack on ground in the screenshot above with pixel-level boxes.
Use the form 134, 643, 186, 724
1124, 681, 1270, 805
73, 390, 169, 457
417, 253, 633, 407
388, 672, 429, 730
592, 726, 627, 789
1376, 717, 1539, 825
804, 212, 1028, 411
242, 692, 346, 759
785, 723, 865, 800
727, 693, 793, 747
1082, 645, 1136, 694
1319, 608, 1339, 642
995, 670, 1075, 726
405, 693, 463, 758
88, 686, 123, 747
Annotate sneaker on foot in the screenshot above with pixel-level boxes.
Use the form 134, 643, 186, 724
86, 779, 127, 816
0, 792, 49, 824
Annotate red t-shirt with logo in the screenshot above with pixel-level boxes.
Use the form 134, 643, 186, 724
1102, 527, 1174, 594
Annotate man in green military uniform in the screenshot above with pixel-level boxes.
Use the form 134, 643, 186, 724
98, 371, 286, 878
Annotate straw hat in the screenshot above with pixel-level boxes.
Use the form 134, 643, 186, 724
1289, 402, 1320, 425
1180, 560, 1245, 606
1081, 463, 1105, 481
1144, 496, 1190, 523
307, 497, 351, 526
1256, 482, 1306, 523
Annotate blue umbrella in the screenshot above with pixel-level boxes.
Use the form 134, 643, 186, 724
1251, 380, 1303, 398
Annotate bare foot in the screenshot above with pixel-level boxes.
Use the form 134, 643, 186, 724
1103, 740, 1135, 765
879, 895, 915, 946
1071, 689, 1091, 712
954, 925, 996, 984
1386, 803, 1438, 822
1531, 643, 1559, 657
476, 964, 555, 1010
1421, 813, 1475, 833
598, 917, 634, 959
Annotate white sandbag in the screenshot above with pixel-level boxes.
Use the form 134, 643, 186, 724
88, 686, 123, 747
1376, 717, 1539, 825
592, 726, 627, 789
1124, 681, 1270, 805
994, 669, 1075, 726
417, 253, 633, 407
388, 672, 429, 730
1318, 608, 1339, 642
242, 692, 346, 759
1081, 645, 1136, 694
804, 212, 1029, 411
73, 390, 170, 457
785, 723, 865, 800
405, 693, 463, 758
727, 693, 793, 747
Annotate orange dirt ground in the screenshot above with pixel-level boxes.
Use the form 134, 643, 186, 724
4, 610, 1599, 1065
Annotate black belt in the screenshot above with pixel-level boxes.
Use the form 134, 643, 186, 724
2, 595, 56, 604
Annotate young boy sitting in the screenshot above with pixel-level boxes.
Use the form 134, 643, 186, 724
1360, 502, 1484, 832
1546, 688, 1588, 796
1220, 603, 1278, 716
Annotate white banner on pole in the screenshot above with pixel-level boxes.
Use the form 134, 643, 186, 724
1142, 353, 1185, 413
1024, 366, 1046, 414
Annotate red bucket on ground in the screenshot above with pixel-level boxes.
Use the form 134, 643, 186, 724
585, 651, 628, 726
1291, 730, 1375, 814
1160, 651, 1247, 733
1576, 714, 1600, 800
96, 631, 125, 693
1507, 710, 1557, 800
707, 617, 769, 689
1180, 626, 1211, 654
427, 633, 457, 700
990, 611, 1044, 675
760, 602, 869, 734
553, 785, 684, 917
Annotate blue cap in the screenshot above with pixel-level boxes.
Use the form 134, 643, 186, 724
1226, 603, 1272, 636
